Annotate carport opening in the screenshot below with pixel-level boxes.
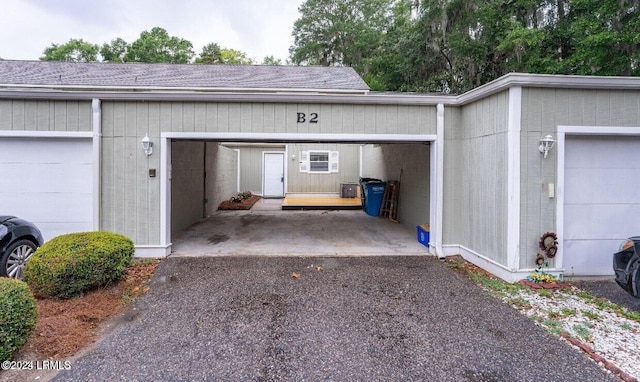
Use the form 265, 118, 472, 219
168, 138, 432, 255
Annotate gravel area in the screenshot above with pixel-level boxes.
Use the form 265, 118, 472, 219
52, 256, 616, 381
493, 286, 640, 380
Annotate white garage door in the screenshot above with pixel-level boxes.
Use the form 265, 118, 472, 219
564, 135, 640, 276
0, 138, 93, 241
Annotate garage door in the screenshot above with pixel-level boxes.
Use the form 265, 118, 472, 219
0, 138, 93, 241
564, 135, 640, 276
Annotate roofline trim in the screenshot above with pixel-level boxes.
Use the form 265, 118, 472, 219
458, 72, 640, 104
1, 72, 639, 106
0, 88, 454, 105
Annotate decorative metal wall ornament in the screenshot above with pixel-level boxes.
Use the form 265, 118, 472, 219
545, 244, 558, 258
538, 232, 559, 259
535, 253, 545, 266
539, 232, 558, 251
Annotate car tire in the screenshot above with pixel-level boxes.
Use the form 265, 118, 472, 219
0, 239, 37, 279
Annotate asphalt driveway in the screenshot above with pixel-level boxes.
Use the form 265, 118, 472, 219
53, 256, 614, 381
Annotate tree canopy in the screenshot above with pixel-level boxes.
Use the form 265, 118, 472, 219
40, 38, 99, 62
40, 27, 256, 65
290, 0, 640, 93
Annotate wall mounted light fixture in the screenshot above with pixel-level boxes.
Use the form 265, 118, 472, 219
141, 134, 153, 156
538, 134, 555, 159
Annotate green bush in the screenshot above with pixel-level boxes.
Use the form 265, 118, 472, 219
0, 278, 38, 361
23, 232, 134, 299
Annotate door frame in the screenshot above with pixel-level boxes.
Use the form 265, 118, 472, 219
262, 151, 286, 198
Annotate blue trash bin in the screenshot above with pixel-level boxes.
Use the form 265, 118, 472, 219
363, 181, 386, 216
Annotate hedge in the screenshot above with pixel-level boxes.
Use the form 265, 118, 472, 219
0, 278, 38, 361
23, 231, 134, 299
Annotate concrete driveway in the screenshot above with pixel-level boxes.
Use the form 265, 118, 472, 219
171, 204, 429, 257
53, 256, 614, 381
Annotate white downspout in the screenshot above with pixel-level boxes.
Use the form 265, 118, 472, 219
91, 99, 101, 231
435, 103, 445, 258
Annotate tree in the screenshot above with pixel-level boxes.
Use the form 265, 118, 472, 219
124, 27, 194, 63
194, 43, 253, 64
289, 0, 396, 75
40, 38, 99, 62
195, 43, 222, 64
100, 38, 130, 63
262, 55, 282, 65
219, 48, 253, 64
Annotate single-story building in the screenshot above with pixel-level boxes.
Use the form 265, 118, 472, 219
1, 60, 639, 281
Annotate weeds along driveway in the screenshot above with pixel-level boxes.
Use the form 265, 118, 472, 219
53, 256, 615, 382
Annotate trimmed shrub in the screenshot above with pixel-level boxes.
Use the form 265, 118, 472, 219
0, 278, 38, 361
23, 232, 134, 299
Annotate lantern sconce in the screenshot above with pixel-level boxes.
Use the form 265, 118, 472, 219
141, 134, 153, 156
538, 134, 555, 159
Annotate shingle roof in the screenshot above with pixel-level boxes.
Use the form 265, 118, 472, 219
0, 60, 369, 92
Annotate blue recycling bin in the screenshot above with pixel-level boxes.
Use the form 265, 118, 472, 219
363, 181, 386, 216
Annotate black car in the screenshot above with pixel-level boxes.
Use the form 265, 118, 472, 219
0, 215, 44, 279
613, 237, 640, 298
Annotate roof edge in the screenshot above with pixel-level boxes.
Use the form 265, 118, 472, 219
457, 72, 640, 104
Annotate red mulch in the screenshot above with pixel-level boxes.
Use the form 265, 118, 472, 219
17, 260, 159, 359
218, 195, 262, 210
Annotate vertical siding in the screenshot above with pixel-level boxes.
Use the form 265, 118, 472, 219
234, 145, 286, 194
0, 100, 91, 131
205, 143, 238, 216
443, 91, 509, 266
171, 141, 205, 234
520, 88, 640, 268
101, 102, 161, 245
287, 143, 360, 193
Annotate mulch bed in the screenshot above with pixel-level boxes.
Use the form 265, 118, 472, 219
217, 195, 262, 210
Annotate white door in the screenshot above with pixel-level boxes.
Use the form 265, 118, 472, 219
563, 135, 640, 276
0, 138, 93, 241
263, 152, 284, 198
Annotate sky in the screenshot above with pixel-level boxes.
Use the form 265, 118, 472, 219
0, 0, 306, 63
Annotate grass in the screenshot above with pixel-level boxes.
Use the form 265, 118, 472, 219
561, 307, 576, 316
543, 319, 566, 336
581, 309, 601, 321
573, 324, 592, 340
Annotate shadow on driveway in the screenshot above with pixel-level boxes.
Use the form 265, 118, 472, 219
54, 256, 615, 381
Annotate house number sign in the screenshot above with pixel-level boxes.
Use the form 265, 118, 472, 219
296, 112, 319, 123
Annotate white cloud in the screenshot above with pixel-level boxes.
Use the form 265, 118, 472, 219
0, 0, 304, 62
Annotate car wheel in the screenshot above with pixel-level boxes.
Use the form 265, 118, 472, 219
0, 239, 37, 279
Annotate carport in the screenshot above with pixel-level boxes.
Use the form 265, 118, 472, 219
161, 130, 443, 257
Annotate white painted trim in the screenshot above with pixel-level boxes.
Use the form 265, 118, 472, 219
91, 99, 101, 231
284, 146, 289, 194
134, 245, 171, 258
431, 104, 445, 257
162, 132, 436, 143
558, 125, 640, 135
0, 83, 369, 95
506, 87, 522, 271
0, 130, 93, 138
160, 137, 171, 250
442, 244, 563, 283
555, 125, 640, 271
234, 149, 241, 193
555, 132, 566, 270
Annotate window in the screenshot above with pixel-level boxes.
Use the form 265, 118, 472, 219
299, 150, 339, 173
310, 152, 329, 172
